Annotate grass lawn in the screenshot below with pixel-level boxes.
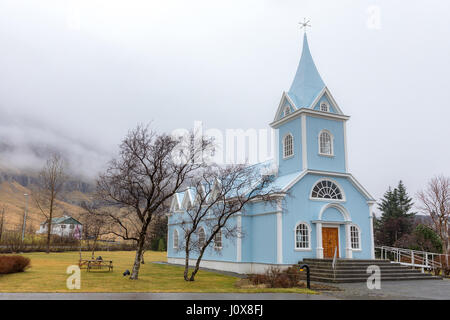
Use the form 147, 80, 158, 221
0, 251, 316, 294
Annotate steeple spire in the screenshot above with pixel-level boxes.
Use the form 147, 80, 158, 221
287, 33, 325, 109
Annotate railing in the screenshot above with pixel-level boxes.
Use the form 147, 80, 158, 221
376, 246, 449, 272
332, 246, 337, 280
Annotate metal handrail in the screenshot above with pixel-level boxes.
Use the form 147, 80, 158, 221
375, 246, 448, 272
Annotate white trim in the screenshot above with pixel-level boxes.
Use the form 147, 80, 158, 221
309, 87, 344, 115
294, 221, 312, 251
345, 223, 353, 258
310, 178, 346, 202
318, 129, 334, 157
280, 169, 375, 201
274, 129, 279, 168
343, 121, 348, 172
318, 202, 351, 221
308, 170, 375, 201
181, 188, 194, 209
319, 101, 329, 112
350, 224, 362, 251
301, 114, 307, 170
270, 107, 349, 129
315, 222, 323, 258
236, 215, 242, 262
273, 92, 298, 122
170, 194, 182, 212
173, 228, 179, 249
213, 230, 223, 250
282, 132, 294, 159
276, 200, 283, 263
368, 201, 376, 259
167, 257, 292, 274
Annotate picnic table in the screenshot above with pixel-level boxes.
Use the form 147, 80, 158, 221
79, 259, 113, 272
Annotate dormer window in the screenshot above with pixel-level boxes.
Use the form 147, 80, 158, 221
284, 106, 291, 117
283, 133, 294, 158
320, 102, 329, 112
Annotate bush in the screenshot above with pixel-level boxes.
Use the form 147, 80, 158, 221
248, 266, 302, 288
0, 255, 31, 274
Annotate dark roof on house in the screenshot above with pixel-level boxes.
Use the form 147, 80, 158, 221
41, 215, 82, 225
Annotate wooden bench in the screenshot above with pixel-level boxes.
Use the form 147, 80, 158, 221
79, 259, 113, 272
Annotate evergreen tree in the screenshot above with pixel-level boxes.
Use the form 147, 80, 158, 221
376, 181, 416, 246
157, 238, 166, 251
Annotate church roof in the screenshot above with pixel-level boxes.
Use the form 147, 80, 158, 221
287, 34, 325, 109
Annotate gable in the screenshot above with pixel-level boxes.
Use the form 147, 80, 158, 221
274, 92, 297, 121
281, 170, 374, 201
312, 94, 336, 113
309, 87, 343, 115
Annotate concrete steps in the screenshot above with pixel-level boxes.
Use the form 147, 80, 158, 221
295, 258, 442, 283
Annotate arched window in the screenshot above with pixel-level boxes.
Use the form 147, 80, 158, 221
198, 227, 206, 246
284, 106, 291, 117
295, 223, 310, 249
350, 225, 360, 249
311, 180, 343, 200
214, 230, 222, 249
320, 102, 329, 112
173, 229, 179, 249
283, 133, 293, 158
319, 130, 333, 155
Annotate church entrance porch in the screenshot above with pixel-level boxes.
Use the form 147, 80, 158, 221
322, 227, 339, 258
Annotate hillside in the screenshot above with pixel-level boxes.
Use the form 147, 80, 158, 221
0, 180, 90, 233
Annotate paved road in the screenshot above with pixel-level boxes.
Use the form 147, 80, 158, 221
0, 292, 335, 300
321, 279, 450, 300
1, 279, 448, 300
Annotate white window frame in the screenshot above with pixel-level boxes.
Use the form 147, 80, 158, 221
282, 133, 294, 159
213, 230, 222, 250
284, 106, 291, 117
318, 130, 334, 157
320, 102, 329, 112
350, 224, 361, 251
173, 229, 179, 249
309, 178, 346, 202
294, 221, 311, 251
198, 227, 206, 247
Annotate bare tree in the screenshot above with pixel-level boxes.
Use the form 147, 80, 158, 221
0, 205, 5, 243
80, 201, 111, 259
33, 153, 66, 254
96, 124, 212, 280
174, 163, 283, 281
417, 175, 450, 256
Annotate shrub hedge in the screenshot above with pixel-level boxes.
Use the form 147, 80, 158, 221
0, 255, 31, 274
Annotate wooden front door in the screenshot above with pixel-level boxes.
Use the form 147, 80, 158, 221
322, 227, 339, 258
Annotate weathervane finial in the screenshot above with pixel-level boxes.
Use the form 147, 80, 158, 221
299, 18, 311, 33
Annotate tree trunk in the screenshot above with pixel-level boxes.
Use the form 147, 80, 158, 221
189, 247, 207, 281
91, 235, 98, 259
140, 247, 146, 264
130, 233, 146, 280
46, 198, 54, 254
183, 234, 192, 281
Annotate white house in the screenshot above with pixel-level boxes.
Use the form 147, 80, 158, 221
37, 215, 83, 239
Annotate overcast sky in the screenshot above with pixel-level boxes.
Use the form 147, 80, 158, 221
0, 0, 449, 209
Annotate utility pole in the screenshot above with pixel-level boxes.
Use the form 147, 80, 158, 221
21, 193, 29, 242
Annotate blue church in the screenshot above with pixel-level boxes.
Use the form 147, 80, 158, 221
167, 34, 376, 274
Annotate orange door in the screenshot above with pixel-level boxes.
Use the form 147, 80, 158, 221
322, 227, 339, 258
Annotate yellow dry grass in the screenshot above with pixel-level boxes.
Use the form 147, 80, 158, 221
0, 251, 316, 294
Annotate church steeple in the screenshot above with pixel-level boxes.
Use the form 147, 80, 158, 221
287, 34, 325, 109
